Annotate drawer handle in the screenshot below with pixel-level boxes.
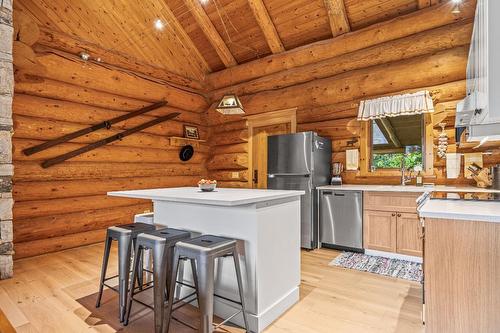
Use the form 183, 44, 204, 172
391, 213, 396, 217
397, 213, 401, 217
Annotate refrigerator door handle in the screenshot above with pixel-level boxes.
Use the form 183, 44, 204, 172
268, 173, 311, 177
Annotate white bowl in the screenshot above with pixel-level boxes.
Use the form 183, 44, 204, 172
199, 183, 217, 192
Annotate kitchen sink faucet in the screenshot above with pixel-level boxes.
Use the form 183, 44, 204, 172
400, 155, 412, 186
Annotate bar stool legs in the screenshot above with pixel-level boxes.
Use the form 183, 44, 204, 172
117, 233, 132, 322
96, 232, 112, 308
165, 236, 249, 333
233, 251, 249, 331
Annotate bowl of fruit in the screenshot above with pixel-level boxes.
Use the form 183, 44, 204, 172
198, 179, 217, 192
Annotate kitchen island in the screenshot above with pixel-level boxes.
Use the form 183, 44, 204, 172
108, 187, 304, 333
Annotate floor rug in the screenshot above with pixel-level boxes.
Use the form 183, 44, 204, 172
330, 252, 422, 282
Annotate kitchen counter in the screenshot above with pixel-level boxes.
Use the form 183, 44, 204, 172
109, 187, 305, 206
418, 199, 500, 223
109, 187, 303, 332
317, 184, 500, 193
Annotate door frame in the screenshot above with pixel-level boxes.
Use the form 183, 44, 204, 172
245, 108, 297, 188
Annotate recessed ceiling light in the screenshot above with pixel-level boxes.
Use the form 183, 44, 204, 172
154, 19, 165, 31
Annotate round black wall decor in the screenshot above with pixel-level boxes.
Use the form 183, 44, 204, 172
179, 145, 194, 161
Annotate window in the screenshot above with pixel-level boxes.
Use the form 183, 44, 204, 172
371, 114, 423, 170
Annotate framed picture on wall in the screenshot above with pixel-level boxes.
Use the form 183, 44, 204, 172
184, 125, 200, 139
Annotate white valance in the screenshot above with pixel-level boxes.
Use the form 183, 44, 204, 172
357, 90, 434, 121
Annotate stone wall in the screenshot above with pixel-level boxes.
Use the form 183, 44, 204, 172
0, 0, 13, 280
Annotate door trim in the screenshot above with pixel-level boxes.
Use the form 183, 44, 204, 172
246, 108, 297, 188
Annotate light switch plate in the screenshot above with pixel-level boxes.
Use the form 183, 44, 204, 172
231, 172, 239, 179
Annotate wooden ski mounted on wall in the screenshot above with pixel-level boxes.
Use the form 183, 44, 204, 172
23, 101, 168, 156
21, 101, 181, 168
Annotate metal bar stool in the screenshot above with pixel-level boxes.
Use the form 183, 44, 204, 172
95, 222, 156, 322
165, 235, 249, 333
124, 227, 192, 333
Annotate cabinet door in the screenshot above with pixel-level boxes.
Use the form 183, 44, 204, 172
363, 210, 396, 252
396, 212, 422, 257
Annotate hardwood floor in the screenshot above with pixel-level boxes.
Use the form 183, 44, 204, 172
0, 244, 423, 333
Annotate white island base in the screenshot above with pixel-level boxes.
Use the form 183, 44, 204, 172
109, 188, 304, 332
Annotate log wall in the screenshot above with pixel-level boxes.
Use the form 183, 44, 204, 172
206, 9, 500, 188
12, 45, 209, 258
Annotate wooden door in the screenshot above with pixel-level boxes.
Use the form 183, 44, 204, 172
363, 210, 397, 252
251, 122, 291, 189
396, 212, 422, 257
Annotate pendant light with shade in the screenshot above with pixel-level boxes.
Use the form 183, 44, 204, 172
215, 94, 245, 115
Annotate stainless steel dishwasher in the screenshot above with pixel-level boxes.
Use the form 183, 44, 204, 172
319, 190, 363, 251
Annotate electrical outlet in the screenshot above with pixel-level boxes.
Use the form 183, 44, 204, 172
231, 172, 239, 179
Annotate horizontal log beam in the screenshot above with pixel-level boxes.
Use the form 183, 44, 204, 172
216, 47, 468, 114
14, 203, 151, 242
210, 20, 472, 100
13, 175, 202, 201
13, 161, 205, 182
14, 229, 107, 259
206, 1, 475, 90
13, 138, 208, 164
24, 52, 208, 112
211, 129, 248, 146
36, 27, 206, 91
207, 153, 248, 170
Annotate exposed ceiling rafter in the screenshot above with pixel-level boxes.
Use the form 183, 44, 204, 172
247, 0, 285, 54
323, 0, 351, 37
162, 2, 212, 75
184, 0, 238, 68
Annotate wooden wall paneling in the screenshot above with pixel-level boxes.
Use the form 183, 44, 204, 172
184, 0, 238, 67
36, 27, 205, 91
13, 94, 204, 130
263, 0, 332, 50
226, 47, 468, 115
323, 0, 351, 37
210, 20, 472, 100
206, 1, 475, 89
25, 52, 208, 112
248, 0, 285, 53
206, 153, 248, 171
13, 161, 205, 182
344, 0, 418, 30
14, 229, 108, 259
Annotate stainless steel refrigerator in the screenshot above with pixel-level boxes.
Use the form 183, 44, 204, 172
267, 132, 332, 249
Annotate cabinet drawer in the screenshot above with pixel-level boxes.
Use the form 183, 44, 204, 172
363, 191, 422, 213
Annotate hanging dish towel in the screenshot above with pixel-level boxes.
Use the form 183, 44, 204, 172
446, 153, 461, 179
464, 153, 483, 179
346, 149, 359, 171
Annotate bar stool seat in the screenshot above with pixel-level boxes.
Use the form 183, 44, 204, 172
95, 222, 156, 322
125, 228, 192, 333
166, 235, 249, 333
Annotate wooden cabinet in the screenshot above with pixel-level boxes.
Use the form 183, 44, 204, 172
363, 192, 423, 257
396, 213, 422, 256
425, 218, 500, 332
363, 210, 397, 252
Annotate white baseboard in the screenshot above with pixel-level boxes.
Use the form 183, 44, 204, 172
364, 249, 422, 263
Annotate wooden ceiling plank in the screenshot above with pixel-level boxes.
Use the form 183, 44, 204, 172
160, 1, 211, 76
184, 0, 238, 67
323, 0, 351, 37
247, 0, 285, 54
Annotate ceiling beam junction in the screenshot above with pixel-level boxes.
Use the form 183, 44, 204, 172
323, 0, 351, 37
247, 0, 285, 54
184, 0, 238, 68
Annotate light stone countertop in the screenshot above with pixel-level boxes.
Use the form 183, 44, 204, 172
316, 184, 500, 193
108, 187, 305, 206
418, 199, 500, 223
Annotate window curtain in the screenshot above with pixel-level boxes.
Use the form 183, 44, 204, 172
357, 90, 434, 121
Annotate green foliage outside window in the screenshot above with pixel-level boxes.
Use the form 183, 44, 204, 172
372, 151, 423, 170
